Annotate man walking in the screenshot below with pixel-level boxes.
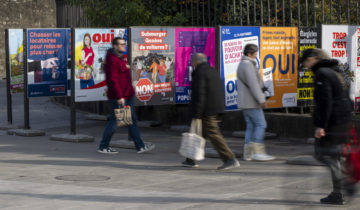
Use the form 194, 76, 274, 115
98, 37, 155, 154
302, 48, 353, 205
182, 53, 240, 170
237, 44, 275, 161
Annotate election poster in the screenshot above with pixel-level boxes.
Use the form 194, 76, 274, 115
131, 27, 175, 106
27, 29, 68, 97
297, 27, 318, 106
220, 26, 261, 110
74, 28, 127, 102
321, 25, 358, 102
174, 28, 216, 104
8, 29, 24, 94
260, 27, 298, 108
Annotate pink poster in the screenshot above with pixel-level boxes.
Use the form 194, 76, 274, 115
175, 28, 216, 103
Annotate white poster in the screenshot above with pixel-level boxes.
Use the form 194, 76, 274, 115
321, 25, 358, 101
222, 36, 259, 109
74, 28, 127, 102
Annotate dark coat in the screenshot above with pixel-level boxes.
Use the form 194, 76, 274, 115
189, 63, 225, 118
312, 59, 352, 131
105, 49, 135, 100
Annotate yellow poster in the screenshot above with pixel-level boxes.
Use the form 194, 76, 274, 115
260, 27, 298, 108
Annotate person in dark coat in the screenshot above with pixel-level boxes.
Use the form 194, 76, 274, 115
182, 53, 240, 170
302, 48, 353, 205
98, 37, 155, 154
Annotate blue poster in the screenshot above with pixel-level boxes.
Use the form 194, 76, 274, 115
220, 26, 260, 110
27, 29, 68, 97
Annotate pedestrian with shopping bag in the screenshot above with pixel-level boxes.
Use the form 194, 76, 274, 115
237, 44, 275, 161
180, 53, 240, 170
302, 48, 354, 205
98, 37, 155, 154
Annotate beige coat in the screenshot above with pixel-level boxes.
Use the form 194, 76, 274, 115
237, 56, 265, 109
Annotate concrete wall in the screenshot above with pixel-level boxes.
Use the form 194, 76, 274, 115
0, 0, 57, 79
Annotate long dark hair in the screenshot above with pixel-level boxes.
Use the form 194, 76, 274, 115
83, 33, 91, 48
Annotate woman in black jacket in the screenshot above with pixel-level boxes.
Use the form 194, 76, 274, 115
302, 48, 353, 205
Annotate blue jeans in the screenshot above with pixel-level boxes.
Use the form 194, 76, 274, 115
80, 78, 95, 89
99, 98, 145, 151
243, 108, 267, 144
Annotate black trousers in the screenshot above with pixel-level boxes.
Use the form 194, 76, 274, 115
314, 123, 351, 193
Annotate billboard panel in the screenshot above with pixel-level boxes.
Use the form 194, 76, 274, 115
8, 29, 24, 94
220, 26, 261, 110
174, 28, 216, 104
74, 28, 127, 102
131, 27, 175, 106
27, 29, 68, 97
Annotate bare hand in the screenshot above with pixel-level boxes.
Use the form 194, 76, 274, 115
126, 64, 130, 69
117, 98, 125, 106
315, 128, 326, 139
261, 102, 267, 109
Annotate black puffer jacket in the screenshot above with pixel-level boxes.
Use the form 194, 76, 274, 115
189, 63, 225, 118
312, 59, 353, 129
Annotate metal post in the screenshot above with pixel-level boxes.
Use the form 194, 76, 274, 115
282, 0, 285, 26
275, 0, 277, 26
313, 0, 316, 26
253, 0, 256, 25
5, 29, 12, 124
233, 0, 236, 22
23, 29, 30, 129
260, 0, 263, 26
240, 0, 243, 25
330, 0, 332, 24
338, 0, 341, 24
321, 0, 324, 24
227, 0, 230, 23
214, 0, 217, 25
357, 2, 359, 25
208, 0, 211, 26
305, 0, 309, 27
192, 0, 194, 26
247, 0, 250, 25
220, 0, 223, 24
202, 0, 205, 26
267, 0, 270, 25
347, 0, 350, 24
289, 0, 292, 26
70, 28, 76, 135
298, 0, 300, 26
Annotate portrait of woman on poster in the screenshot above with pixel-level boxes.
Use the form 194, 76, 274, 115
80, 33, 95, 89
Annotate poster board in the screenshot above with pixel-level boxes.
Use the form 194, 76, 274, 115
27, 29, 68, 97
130, 27, 175, 106
74, 28, 127, 102
174, 27, 216, 103
8, 29, 24, 94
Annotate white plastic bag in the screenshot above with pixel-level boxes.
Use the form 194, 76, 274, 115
179, 119, 206, 161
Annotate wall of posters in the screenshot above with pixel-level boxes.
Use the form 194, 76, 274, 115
130, 27, 175, 106
220, 26, 261, 110
74, 28, 127, 102
27, 29, 68, 97
260, 27, 298, 108
8, 29, 24, 94
174, 28, 216, 103
321, 25, 358, 102
297, 27, 318, 106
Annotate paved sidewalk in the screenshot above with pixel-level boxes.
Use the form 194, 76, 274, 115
0, 81, 359, 209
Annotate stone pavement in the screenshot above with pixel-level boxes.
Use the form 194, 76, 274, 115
0, 81, 359, 209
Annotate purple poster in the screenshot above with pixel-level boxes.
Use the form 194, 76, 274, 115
175, 28, 216, 103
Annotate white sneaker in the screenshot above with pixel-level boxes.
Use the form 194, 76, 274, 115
251, 154, 276, 161
137, 143, 155, 154
98, 148, 119, 154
